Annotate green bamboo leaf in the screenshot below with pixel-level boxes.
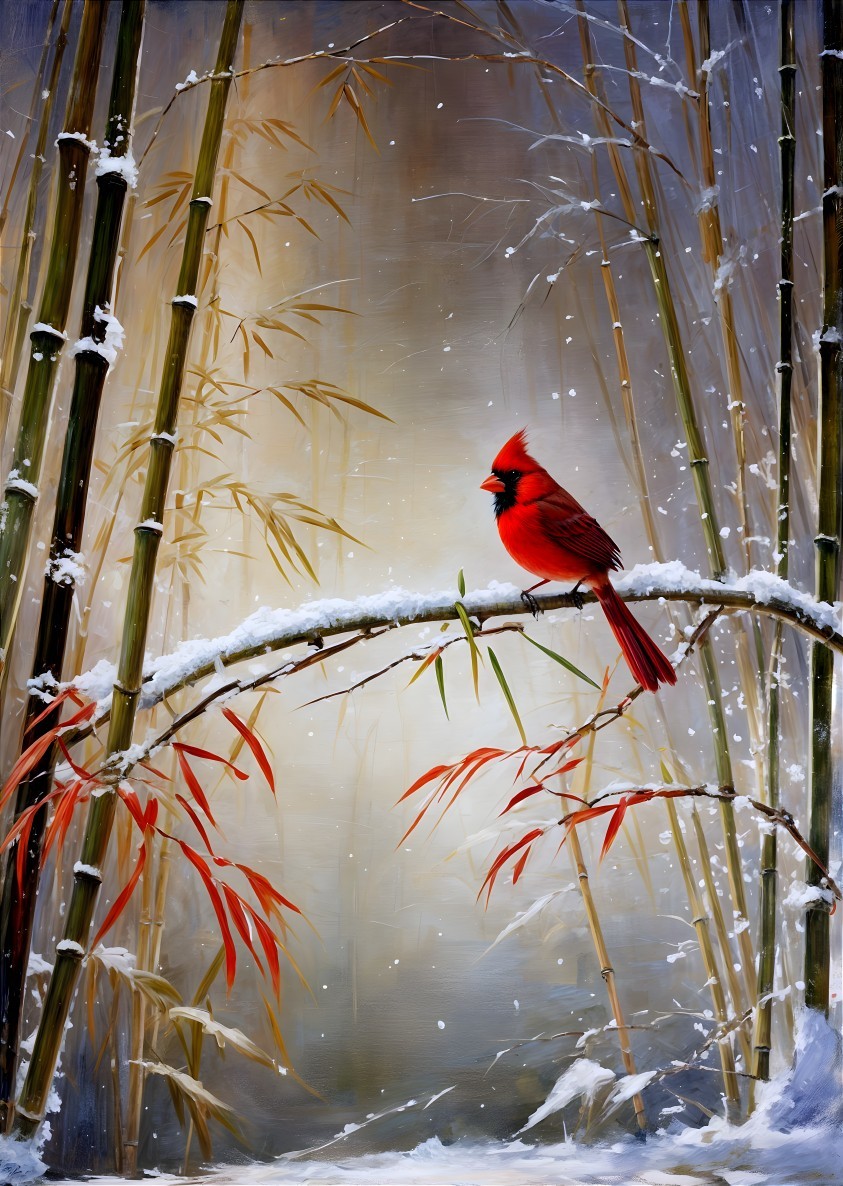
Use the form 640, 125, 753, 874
522, 633, 600, 690
454, 601, 482, 701
487, 648, 527, 746
659, 758, 674, 785
434, 655, 449, 720
457, 568, 466, 597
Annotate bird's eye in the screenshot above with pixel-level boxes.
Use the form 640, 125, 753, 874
508, 470, 521, 480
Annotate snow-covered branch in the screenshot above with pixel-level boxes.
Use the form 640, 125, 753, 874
559, 783, 842, 903
64, 563, 840, 740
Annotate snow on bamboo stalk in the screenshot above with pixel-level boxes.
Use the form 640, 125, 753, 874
616, 0, 756, 1007
12, 0, 245, 1138
0, 0, 106, 684
753, 0, 795, 1081
0, 0, 71, 438
805, 0, 843, 1014
0, 0, 145, 1128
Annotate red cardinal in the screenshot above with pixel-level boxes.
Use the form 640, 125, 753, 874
481, 429, 676, 693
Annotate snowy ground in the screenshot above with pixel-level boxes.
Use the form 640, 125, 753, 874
31, 1126, 843, 1186
5, 1012, 840, 1186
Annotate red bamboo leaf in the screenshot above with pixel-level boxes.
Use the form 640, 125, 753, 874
179, 841, 237, 991
57, 738, 97, 783
231, 862, 300, 916
174, 747, 218, 830
500, 785, 546, 815
173, 742, 248, 781
222, 707, 276, 795
117, 783, 147, 832
0, 732, 60, 815
398, 763, 453, 803
222, 883, 265, 977
244, 903, 281, 994
91, 840, 147, 949
512, 845, 532, 884
42, 780, 83, 866
24, 687, 84, 734
543, 756, 586, 779
479, 827, 544, 902
139, 759, 171, 781
600, 799, 629, 862
175, 793, 216, 854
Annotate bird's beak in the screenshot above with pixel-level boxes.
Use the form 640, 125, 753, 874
481, 474, 505, 494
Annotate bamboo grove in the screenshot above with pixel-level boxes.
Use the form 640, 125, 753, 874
0, 0, 841, 1175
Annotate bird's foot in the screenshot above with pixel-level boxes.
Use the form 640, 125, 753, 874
569, 582, 585, 611
520, 589, 543, 619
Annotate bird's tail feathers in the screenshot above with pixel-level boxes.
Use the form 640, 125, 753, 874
593, 580, 677, 693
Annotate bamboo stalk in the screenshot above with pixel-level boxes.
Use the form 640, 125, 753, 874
683, 0, 768, 812
0, 0, 71, 439
123, 23, 254, 1155
753, 0, 795, 1079
567, 827, 647, 1131
576, 4, 749, 1109
666, 800, 741, 1116
805, 0, 842, 1014
0, 2, 145, 1131
615, 0, 756, 1007
686, 0, 756, 573
0, 0, 59, 239
12, 0, 245, 1138
0, 0, 106, 686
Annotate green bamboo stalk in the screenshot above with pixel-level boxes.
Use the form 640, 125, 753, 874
615, 0, 756, 1005
12, 0, 245, 1138
0, 0, 145, 1131
805, 0, 842, 1014
0, 0, 71, 441
0, 0, 106, 685
753, 0, 795, 1080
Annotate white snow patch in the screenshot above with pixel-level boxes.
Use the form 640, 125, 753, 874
31, 322, 67, 340
5, 470, 39, 499
69, 305, 125, 367
518, 1059, 615, 1132
55, 130, 97, 152
47, 548, 86, 587
94, 148, 137, 189
91, 945, 136, 976
175, 69, 201, 91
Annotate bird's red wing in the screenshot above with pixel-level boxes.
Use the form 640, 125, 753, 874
535, 493, 622, 571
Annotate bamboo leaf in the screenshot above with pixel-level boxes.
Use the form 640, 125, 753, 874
454, 601, 481, 701
434, 655, 449, 720
487, 648, 527, 746
522, 633, 600, 689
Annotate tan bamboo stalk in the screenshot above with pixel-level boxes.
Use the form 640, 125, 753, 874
12, 0, 245, 1137
0, 0, 59, 238
805, 0, 842, 1013
685, 1, 756, 573
0, 0, 71, 438
753, 0, 795, 1079
683, 1, 768, 807
567, 826, 647, 1131
665, 799, 741, 1115
0, 0, 145, 1128
0, 0, 106, 685
575, 5, 750, 1104
615, 0, 756, 1003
